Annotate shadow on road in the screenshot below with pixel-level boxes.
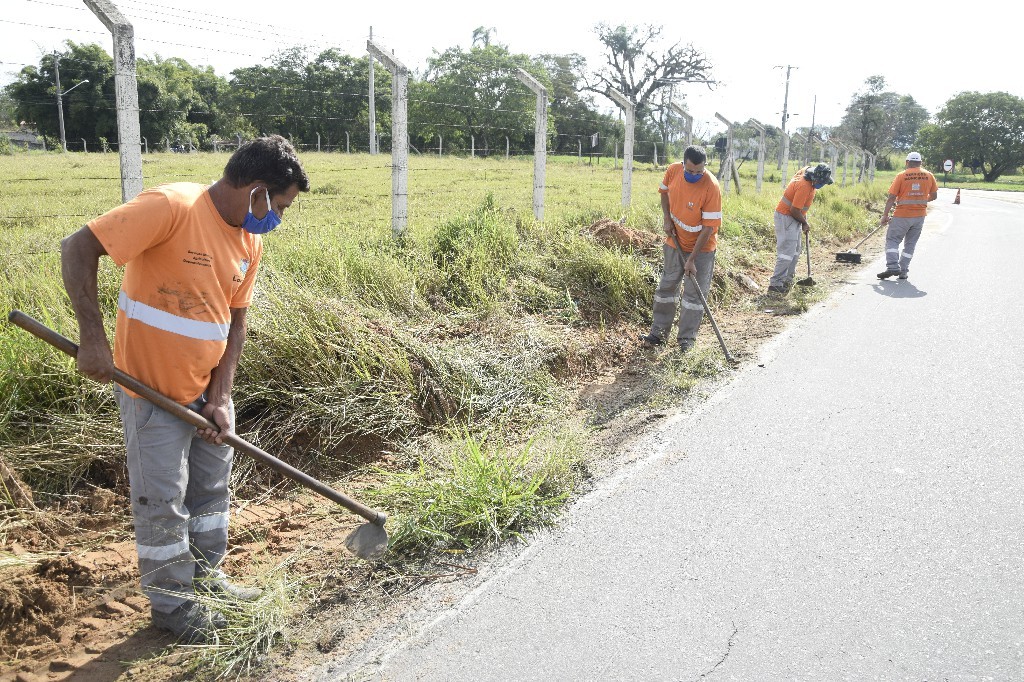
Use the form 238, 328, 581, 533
871, 280, 927, 298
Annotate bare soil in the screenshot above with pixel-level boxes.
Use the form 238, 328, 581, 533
0, 226, 887, 682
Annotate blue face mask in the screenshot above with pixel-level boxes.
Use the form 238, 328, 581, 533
241, 187, 282, 234
813, 182, 825, 190
684, 170, 704, 183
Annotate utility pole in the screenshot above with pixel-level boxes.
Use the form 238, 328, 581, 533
368, 26, 377, 155
774, 65, 796, 168
53, 52, 89, 152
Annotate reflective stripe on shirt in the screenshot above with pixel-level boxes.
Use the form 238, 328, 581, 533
118, 290, 230, 341
671, 214, 703, 232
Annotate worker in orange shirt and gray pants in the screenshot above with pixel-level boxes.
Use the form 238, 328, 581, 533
877, 151, 938, 280
768, 163, 833, 294
641, 145, 723, 352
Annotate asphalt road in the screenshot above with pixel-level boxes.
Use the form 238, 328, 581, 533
322, 187, 1024, 681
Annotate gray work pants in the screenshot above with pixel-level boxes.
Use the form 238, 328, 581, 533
115, 385, 234, 614
769, 211, 803, 287
649, 246, 716, 343
885, 216, 924, 275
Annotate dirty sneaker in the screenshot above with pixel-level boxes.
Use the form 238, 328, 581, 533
767, 285, 786, 294
877, 269, 901, 279
152, 600, 227, 644
678, 339, 695, 352
194, 570, 262, 601
639, 333, 665, 347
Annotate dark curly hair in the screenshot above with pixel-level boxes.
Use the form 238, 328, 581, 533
223, 135, 310, 196
683, 145, 707, 165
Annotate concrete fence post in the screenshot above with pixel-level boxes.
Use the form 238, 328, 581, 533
142, 136, 147, 154
82, 138, 87, 152
714, 112, 735, 194
368, 26, 377, 156
316, 133, 321, 152
345, 131, 350, 153
367, 39, 409, 238
506, 136, 509, 159
471, 135, 475, 158
516, 68, 547, 221
669, 103, 693, 151
751, 119, 766, 193
438, 134, 442, 157
84, 0, 143, 202
606, 88, 635, 208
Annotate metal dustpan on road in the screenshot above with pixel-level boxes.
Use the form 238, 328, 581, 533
836, 223, 885, 264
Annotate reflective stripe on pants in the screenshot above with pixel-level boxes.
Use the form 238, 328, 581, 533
115, 385, 235, 613
885, 216, 924, 274
650, 245, 716, 343
770, 211, 803, 287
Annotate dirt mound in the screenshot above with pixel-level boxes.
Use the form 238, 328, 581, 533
0, 573, 74, 646
586, 219, 660, 251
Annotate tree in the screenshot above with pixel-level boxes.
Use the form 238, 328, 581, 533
537, 53, 619, 155
834, 75, 929, 159
588, 24, 714, 136
410, 41, 537, 154
472, 27, 496, 48
136, 55, 241, 149
916, 91, 1024, 182
7, 42, 115, 148
229, 47, 387, 151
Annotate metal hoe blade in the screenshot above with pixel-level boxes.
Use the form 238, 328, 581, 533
344, 522, 390, 560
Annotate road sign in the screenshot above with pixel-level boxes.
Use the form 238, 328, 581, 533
943, 159, 954, 172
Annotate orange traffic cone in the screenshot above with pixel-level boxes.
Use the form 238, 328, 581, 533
954, 189, 961, 204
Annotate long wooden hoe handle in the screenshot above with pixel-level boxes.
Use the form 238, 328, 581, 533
7, 309, 387, 527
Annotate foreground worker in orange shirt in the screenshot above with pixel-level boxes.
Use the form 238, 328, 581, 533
641, 145, 723, 352
61, 136, 309, 643
768, 163, 833, 293
877, 151, 938, 280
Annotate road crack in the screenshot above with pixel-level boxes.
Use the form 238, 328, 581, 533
694, 622, 739, 680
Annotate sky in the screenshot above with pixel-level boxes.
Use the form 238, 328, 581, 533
2, 0, 1020, 138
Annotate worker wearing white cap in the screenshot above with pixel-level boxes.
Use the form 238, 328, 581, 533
877, 151, 938, 280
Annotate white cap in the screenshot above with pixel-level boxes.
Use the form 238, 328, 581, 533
906, 151, 922, 162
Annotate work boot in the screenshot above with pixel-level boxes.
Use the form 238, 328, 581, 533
151, 600, 227, 644
898, 272, 908, 280
767, 285, 786, 294
877, 269, 901, 279
640, 333, 665, 347
678, 338, 695, 353
194, 570, 262, 601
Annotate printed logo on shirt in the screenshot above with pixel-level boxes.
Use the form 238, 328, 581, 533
233, 258, 249, 284
911, 183, 921, 191
687, 202, 695, 209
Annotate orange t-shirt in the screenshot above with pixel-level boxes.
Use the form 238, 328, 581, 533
888, 168, 938, 218
776, 170, 816, 216
659, 164, 723, 252
88, 183, 263, 404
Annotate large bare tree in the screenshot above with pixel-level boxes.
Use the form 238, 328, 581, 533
589, 23, 714, 139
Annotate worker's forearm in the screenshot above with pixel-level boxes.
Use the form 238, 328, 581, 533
688, 226, 714, 257
207, 309, 247, 406
61, 228, 108, 347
